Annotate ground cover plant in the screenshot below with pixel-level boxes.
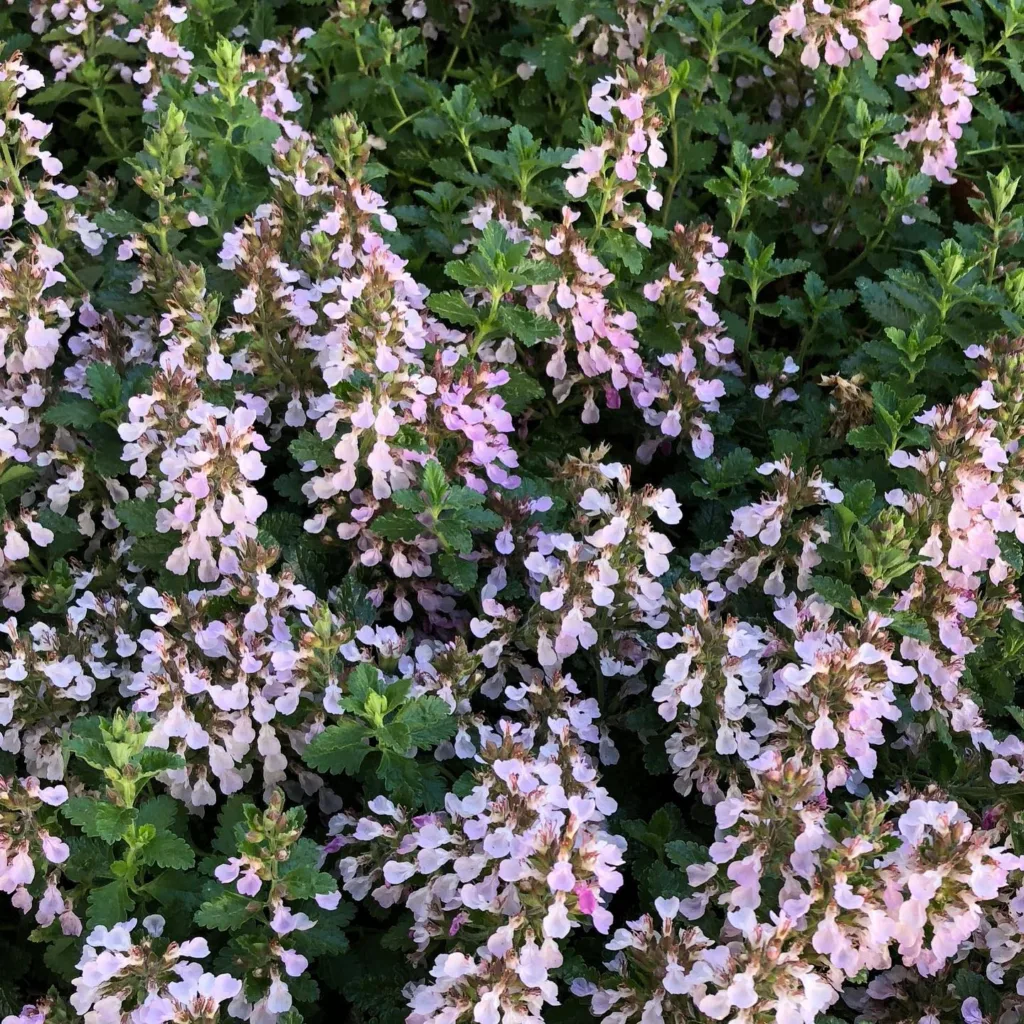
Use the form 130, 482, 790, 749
4, 0, 1024, 1022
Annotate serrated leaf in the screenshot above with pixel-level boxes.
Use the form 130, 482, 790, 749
664, 840, 708, 869
377, 751, 448, 808
195, 888, 258, 931
426, 291, 480, 327
374, 510, 424, 542
495, 305, 559, 346
134, 748, 186, 775
115, 498, 158, 537
0, 462, 39, 501
495, 367, 545, 414
62, 798, 136, 843
303, 720, 371, 775
86, 363, 122, 410
422, 460, 448, 506
395, 696, 457, 748
88, 879, 135, 927
289, 432, 335, 469
42, 397, 99, 429
137, 794, 185, 834
139, 832, 195, 870
810, 576, 860, 616
885, 611, 932, 643
847, 424, 888, 451
438, 551, 477, 591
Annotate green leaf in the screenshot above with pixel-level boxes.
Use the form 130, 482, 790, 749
346, 662, 384, 705
434, 518, 473, 554
664, 840, 708, 869
495, 305, 559, 346
86, 363, 123, 410
289, 432, 336, 469
377, 751, 448, 808
42, 397, 99, 429
438, 551, 478, 591
392, 489, 427, 512
115, 498, 158, 537
396, 696, 457, 748
62, 798, 136, 843
37, 507, 82, 536
810, 576, 861, 617
885, 611, 932, 643
281, 840, 339, 899
139, 833, 195, 870
137, 795, 185, 834
426, 291, 480, 327
0, 462, 39, 502
91, 425, 127, 477
422, 460, 448, 506
93, 209, 144, 236
495, 367, 545, 415
846, 424, 888, 452
133, 748, 186, 776
195, 888, 259, 931
303, 719, 372, 775
374, 510, 424, 542
87, 879, 135, 927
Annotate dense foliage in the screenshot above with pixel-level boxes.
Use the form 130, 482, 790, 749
3, 0, 1024, 1023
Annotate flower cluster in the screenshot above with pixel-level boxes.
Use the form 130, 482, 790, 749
768, 0, 904, 70
1, 3, 1023, 1024
895, 43, 979, 184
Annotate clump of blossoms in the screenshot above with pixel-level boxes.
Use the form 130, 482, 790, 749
564, 56, 670, 247
767, 0, 904, 69
328, 697, 625, 1023
895, 43, 979, 184
2, 0, 1024, 1023
69, 917, 241, 1024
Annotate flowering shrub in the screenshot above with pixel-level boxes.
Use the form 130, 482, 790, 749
3, 0, 1024, 1023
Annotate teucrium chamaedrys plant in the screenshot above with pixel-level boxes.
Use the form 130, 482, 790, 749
3, 0, 1024, 1023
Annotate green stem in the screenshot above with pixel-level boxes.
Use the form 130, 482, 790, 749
744, 298, 757, 374
835, 221, 889, 280
796, 312, 821, 372
807, 72, 843, 147
468, 293, 501, 357
460, 132, 479, 173
387, 85, 407, 120
442, 7, 474, 81
93, 92, 124, 157
388, 109, 423, 134
661, 90, 682, 227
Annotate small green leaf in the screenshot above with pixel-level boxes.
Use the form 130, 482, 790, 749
139, 833, 196, 870
86, 363, 123, 410
87, 879, 135, 927
811, 576, 861, 617
426, 291, 480, 327
374, 510, 424, 542
396, 696, 457, 748
438, 551, 478, 591
664, 840, 707, 870
115, 499, 158, 537
43, 397, 99, 429
195, 888, 259, 931
289, 432, 336, 469
303, 720, 372, 775
62, 798, 136, 843
495, 305, 559, 346
422, 460, 448, 506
